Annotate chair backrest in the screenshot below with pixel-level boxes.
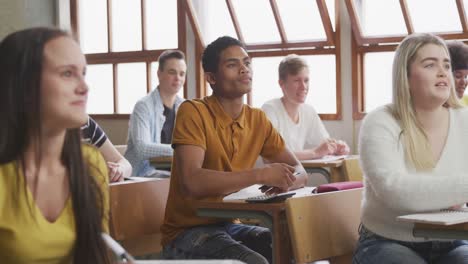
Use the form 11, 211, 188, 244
286, 188, 362, 263
342, 155, 363, 182
114, 145, 127, 155
109, 178, 170, 256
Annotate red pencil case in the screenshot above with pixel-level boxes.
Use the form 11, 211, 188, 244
315, 181, 363, 193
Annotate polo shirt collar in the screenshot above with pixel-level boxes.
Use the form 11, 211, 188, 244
205, 95, 246, 129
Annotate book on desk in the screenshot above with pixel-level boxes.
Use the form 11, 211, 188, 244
223, 184, 316, 202
397, 208, 468, 225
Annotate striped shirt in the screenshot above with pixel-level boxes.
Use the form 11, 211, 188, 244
81, 116, 107, 148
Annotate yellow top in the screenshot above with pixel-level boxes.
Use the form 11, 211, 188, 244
0, 144, 109, 264
161, 96, 285, 245
460, 95, 468, 106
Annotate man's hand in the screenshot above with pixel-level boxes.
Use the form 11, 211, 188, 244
334, 140, 350, 155
258, 163, 296, 192
107, 162, 124, 182
313, 139, 338, 158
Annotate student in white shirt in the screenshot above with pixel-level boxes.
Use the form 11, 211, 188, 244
261, 54, 349, 160
353, 33, 468, 264
261, 54, 349, 185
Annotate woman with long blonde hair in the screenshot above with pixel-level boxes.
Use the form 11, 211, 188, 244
353, 33, 468, 263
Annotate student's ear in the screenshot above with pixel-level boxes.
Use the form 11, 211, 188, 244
278, 79, 286, 92
157, 69, 162, 79
205, 72, 216, 86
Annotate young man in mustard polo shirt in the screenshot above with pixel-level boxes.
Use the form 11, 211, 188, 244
161, 36, 307, 264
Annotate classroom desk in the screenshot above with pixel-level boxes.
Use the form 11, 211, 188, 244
150, 156, 173, 170
195, 200, 291, 264
413, 222, 468, 240
301, 159, 345, 182
149, 156, 347, 182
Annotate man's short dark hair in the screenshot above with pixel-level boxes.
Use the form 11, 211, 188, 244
202, 36, 246, 73
446, 40, 468, 71
158, 50, 185, 71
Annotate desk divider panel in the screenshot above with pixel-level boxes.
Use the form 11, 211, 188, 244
286, 188, 362, 263
109, 178, 170, 256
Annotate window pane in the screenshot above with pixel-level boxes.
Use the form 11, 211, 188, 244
79, 0, 108, 53
251, 57, 284, 107
304, 55, 336, 114
111, 0, 142, 51
276, 0, 326, 41
150, 62, 184, 98
231, 0, 281, 44
325, 0, 335, 31
251, 55, 336, 114
86, 64, 113, 114
407, 0, 461, 32
364, 52, 395, 112
150, 62, 159, 90
355, 0, 406, 36
117, 63, 147, 113
206, 82, 213, 96
146, 0, 178, 49
464, 0, 468, 17
192, 0, 237, 45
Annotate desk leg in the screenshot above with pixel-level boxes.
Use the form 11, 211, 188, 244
271, 210, 292, 264
330, 167, 345, 182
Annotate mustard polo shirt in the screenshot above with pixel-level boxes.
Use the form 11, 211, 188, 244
161, 95, 286, 245
0, 145, 109, 264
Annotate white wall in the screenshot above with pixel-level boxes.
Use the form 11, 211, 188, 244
0, 0, 56, 39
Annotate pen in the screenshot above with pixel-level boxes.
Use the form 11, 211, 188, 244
259, 171, 302, 191
101, 233, 135, 262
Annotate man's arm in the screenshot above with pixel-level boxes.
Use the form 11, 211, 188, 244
176, 144, 298, 198
294, 138, 350, 160
99, 139, 132, 182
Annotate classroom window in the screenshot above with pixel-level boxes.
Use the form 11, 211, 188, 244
186, 0, 340, 119
86, 64, 113, 114
251, 55, 337, 114
346, 0, 468, 118
71, 0, 183, 116
364, 52, 394, 112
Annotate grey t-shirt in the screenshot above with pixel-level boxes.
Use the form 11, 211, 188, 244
160, 104, 176, 144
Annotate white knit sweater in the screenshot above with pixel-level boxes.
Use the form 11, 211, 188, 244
359, 105, 468, 241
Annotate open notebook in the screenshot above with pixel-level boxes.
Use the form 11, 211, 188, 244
223, 184, 316, 201
397, 208, 468, 225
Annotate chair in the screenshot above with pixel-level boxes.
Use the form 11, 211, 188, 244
286, 188, 363, 264
109, 178, 170, 256
342, 155, 363, 182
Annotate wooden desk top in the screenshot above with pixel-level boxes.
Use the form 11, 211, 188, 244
196, 199, 285, 212
415, 222, 468, 231
150, 156, 344, 167
301, 159, 343, 168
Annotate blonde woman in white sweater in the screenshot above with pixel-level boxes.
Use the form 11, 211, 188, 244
353, 33, 468, 264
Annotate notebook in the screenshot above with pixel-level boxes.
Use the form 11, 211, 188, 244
397, 208, 468, 225
223, 185, 316, 201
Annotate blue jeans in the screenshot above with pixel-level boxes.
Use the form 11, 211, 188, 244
162, 222, 272, 264
353, 225, 468, 264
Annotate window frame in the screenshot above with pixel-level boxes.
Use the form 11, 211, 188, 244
345, 0, 468, 119
70, 0, 187, 119
185, 0, 343, 120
